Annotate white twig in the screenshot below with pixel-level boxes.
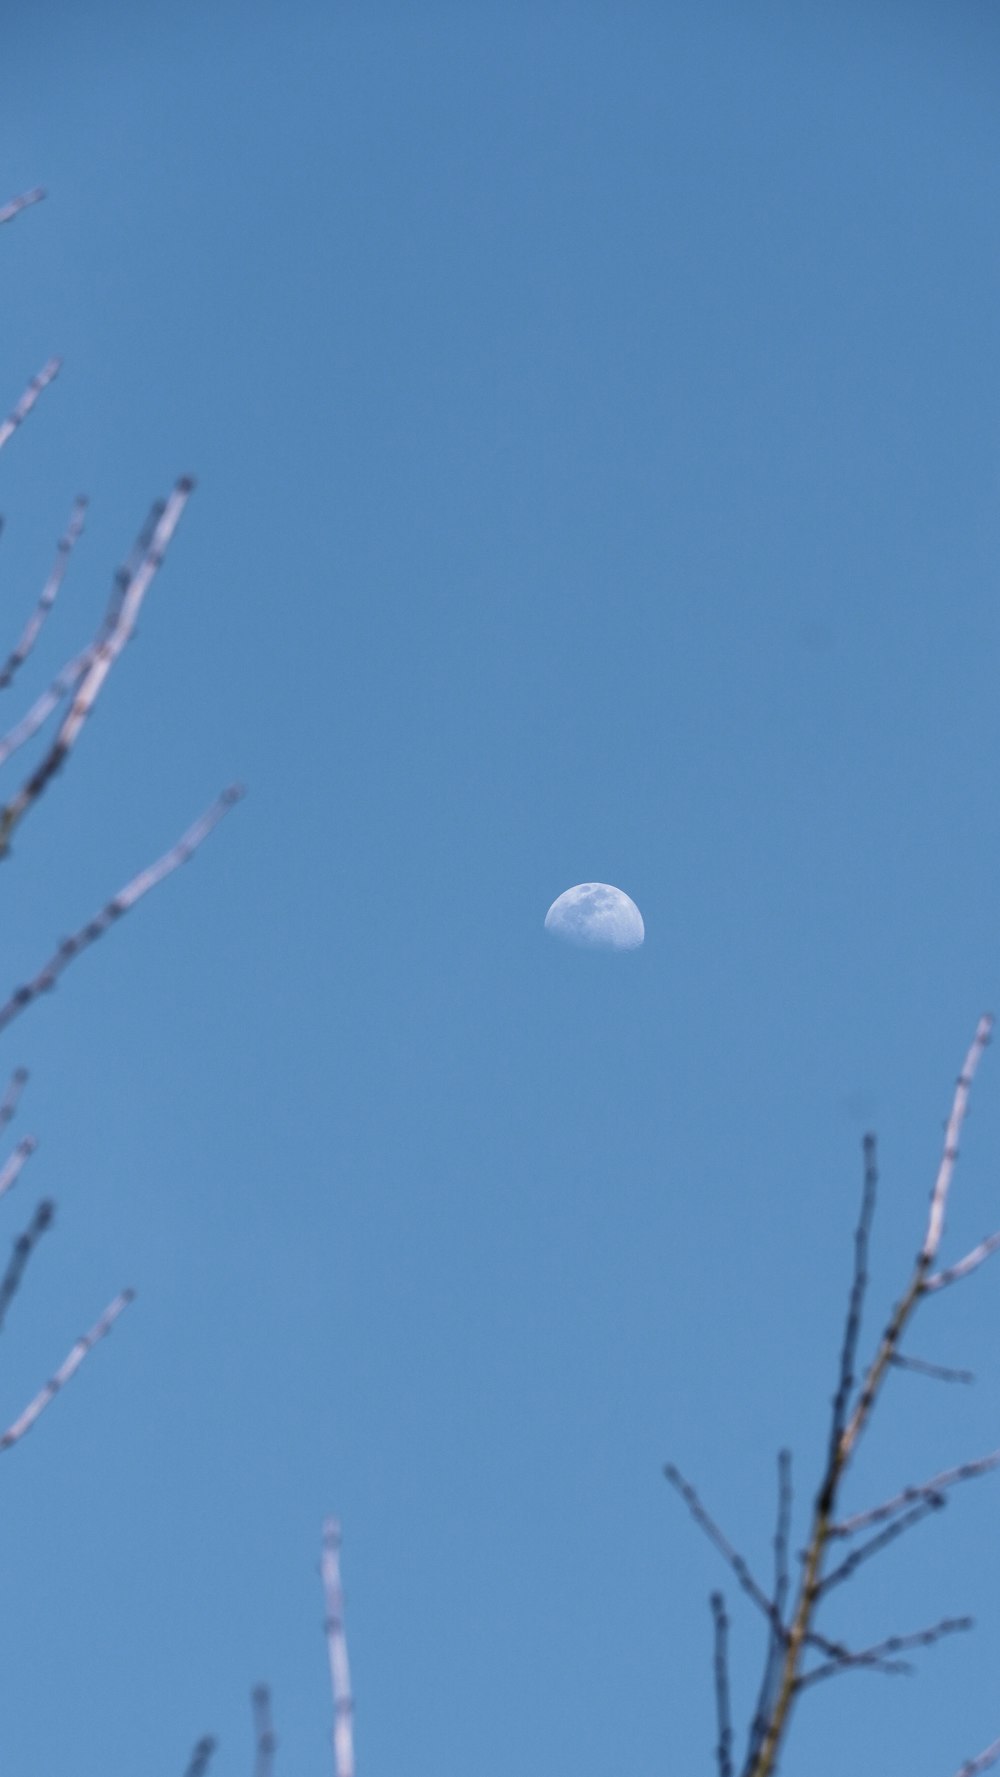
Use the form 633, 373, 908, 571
0, 478, 195, 849
0, 358, 60, 455
922, 1016, 993, 1264
0, 188, 46, 226
926, 1232, 1000, 1293
953, 1737, 1000, 1777
832, 1447, 1000, 1538
0, 784, 243, 1036
0, 497, 87, 692
0, 1287, 134, 1451
321, 1517, 356, 1777
0, 1135, 36, 1202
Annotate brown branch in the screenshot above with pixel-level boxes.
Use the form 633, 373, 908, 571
0, 497, 87, 693
0, 1287, 134, 1451
747, 1018, 994, 1777
0, 188, 46, 226
0, 1067, 28, 1133
252, 1683, 276, 1777
0, 1136, 37, 1202
183, 1737, 217, 1777
0, 358, 60, 455
710, 1593, 734, 1777
0, 1198, 54, 1330
321, 1517, 356, 1777
0, 479, 195, 852
745, 1453, 793, 1768
0, 784, 244, 1037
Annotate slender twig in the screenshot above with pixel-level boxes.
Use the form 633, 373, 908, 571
0, 1136, 37, 1202
0, 478, 195, 852
798, 1617, 972, 1689
926, 1233, 1000, 1293
0, 1287, 134, 1451
0, 188, 46, 227
747, 1019, 994, 1777
0, 1067, 28, 1133
664, 1464, 780, 1630
829, 1134, 878, 1462
252, 1683, 276, 1777
710, 1593, 734, 1777
818, 1497, 944, 1595
0, 499, 167, 773
321, 1517, 356, 1777
0, 1199, 54, 1330
183, 1737, 217, 1777
746, 1453, 793, 1767
832, 1449, 1000, 1539
0, 497, 87, 692
954, 1736, 1000, 1777
0, 784, 243, 1037
890, 1352, 974, 1385
0, 358, 60, 455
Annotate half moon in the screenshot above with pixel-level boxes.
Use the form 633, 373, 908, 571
544, 883, 645, 951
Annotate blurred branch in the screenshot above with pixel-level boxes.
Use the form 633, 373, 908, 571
321, 1517, 356, 1777
0, 479, 195, 852
0, 358, 60, 456
0, 1287, 134, 1451
0, 497, 87, 693
832, 1448, 1000, 1539
0, 1067, 28, 1133
890, 1352, 974, 1385
252, 1683, 276, 1777
0, 1136, 37, 1202
798, 1617, 971, 1690
0, 1198, 54, 1330
954, 1737, 1000, 1776
0, 188, 46, 226
926, 1233, 1000, 1294
710, 1593, 734, 1777
818, 1496, 944, 1596
183, 1737, 217, 1777
0, 784, 244, 1037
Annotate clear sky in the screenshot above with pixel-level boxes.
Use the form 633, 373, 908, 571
0, 5, 999, 1774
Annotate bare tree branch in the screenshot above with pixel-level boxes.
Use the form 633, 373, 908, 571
321, 1517, 356, 1777
665, 1464, 780, 1631
0, 497, 87, 693
0, 1287, 134, 1451
183, 1736, 217, 1777
926, 1233, 1000, 1294
0, 478, 195, 852
0, 1136, 37, 1202
0, 188, 46, 227
0, 1067, 28, 1133
953, 1736, 1000, 1777
252, 1683, 276, 1777
0, 784, 244, 1037
710, 1593, 734, 1777
890, 1352, 974, 1385
0, 1198, 54, 1331
828, 1133, 878, 1473
818, 1497, 945, 1595
799, 1617, 972, 1690
0, 358, 60, 456
923, 1017, 993, 1264
832, 1449, 1000, 1539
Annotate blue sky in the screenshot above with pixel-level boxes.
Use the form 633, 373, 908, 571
0, 5, 999, 1773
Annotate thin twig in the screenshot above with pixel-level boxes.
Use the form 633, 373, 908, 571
710, 1593, 734, 1777
746, 1453, 793, 1767
0, 1199, 54, 1330
890, 1352, 974, 1385
0, 188, 46, 226
818, 1497, 944, 1594
0, 1136, 37, 1202
0, 499, 167, 773
831, 1449, 1000, 1539
665, 1464, 779, 1630
0, 784, 244, 1037
828, 1133, 878, 1473
0, 1067, 28, 1133
0, 1287, 134, 1451
923, 1017, 993, 1264
321, 1517, 356, 1777
252, 1683, 276, 1777
0, 478, 195, 852
798, 1617, 972, 1689
0, 497, 87, 692
183, 1737, 217, 1777
954, 1737, 1000, 1777
926, 1233, 1000, 1293
0, 358, 60, 455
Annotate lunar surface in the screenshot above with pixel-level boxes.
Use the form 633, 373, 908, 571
544, 883, 645, 951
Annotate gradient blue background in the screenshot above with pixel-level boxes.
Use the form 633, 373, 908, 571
0, 5, 998, 1773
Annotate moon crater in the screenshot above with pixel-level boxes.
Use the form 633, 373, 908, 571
544, 883, 645, 951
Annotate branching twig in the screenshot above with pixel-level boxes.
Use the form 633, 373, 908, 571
0, 478, 195, 852
183, 1737, 217, 1777
321, 1517, 356, 1777
0, 497, 87, 692
0, 1136, 37, 1202
926, 1233, 1000, 1293
832, 1449, 1000, 1539
0, 358, 60, 456
0, 784, 244, 1037
746, 1453, 793, 1767
252, 1683, 276, 1777
798, 1617, 972, 1689
0, 1287, 134, 1451
711, 1593, 734, 1777
0, 1198, 54, 1331
818, 1496, 944, 1595
664, 1464, 780, 1631
0, 188, 46, 227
